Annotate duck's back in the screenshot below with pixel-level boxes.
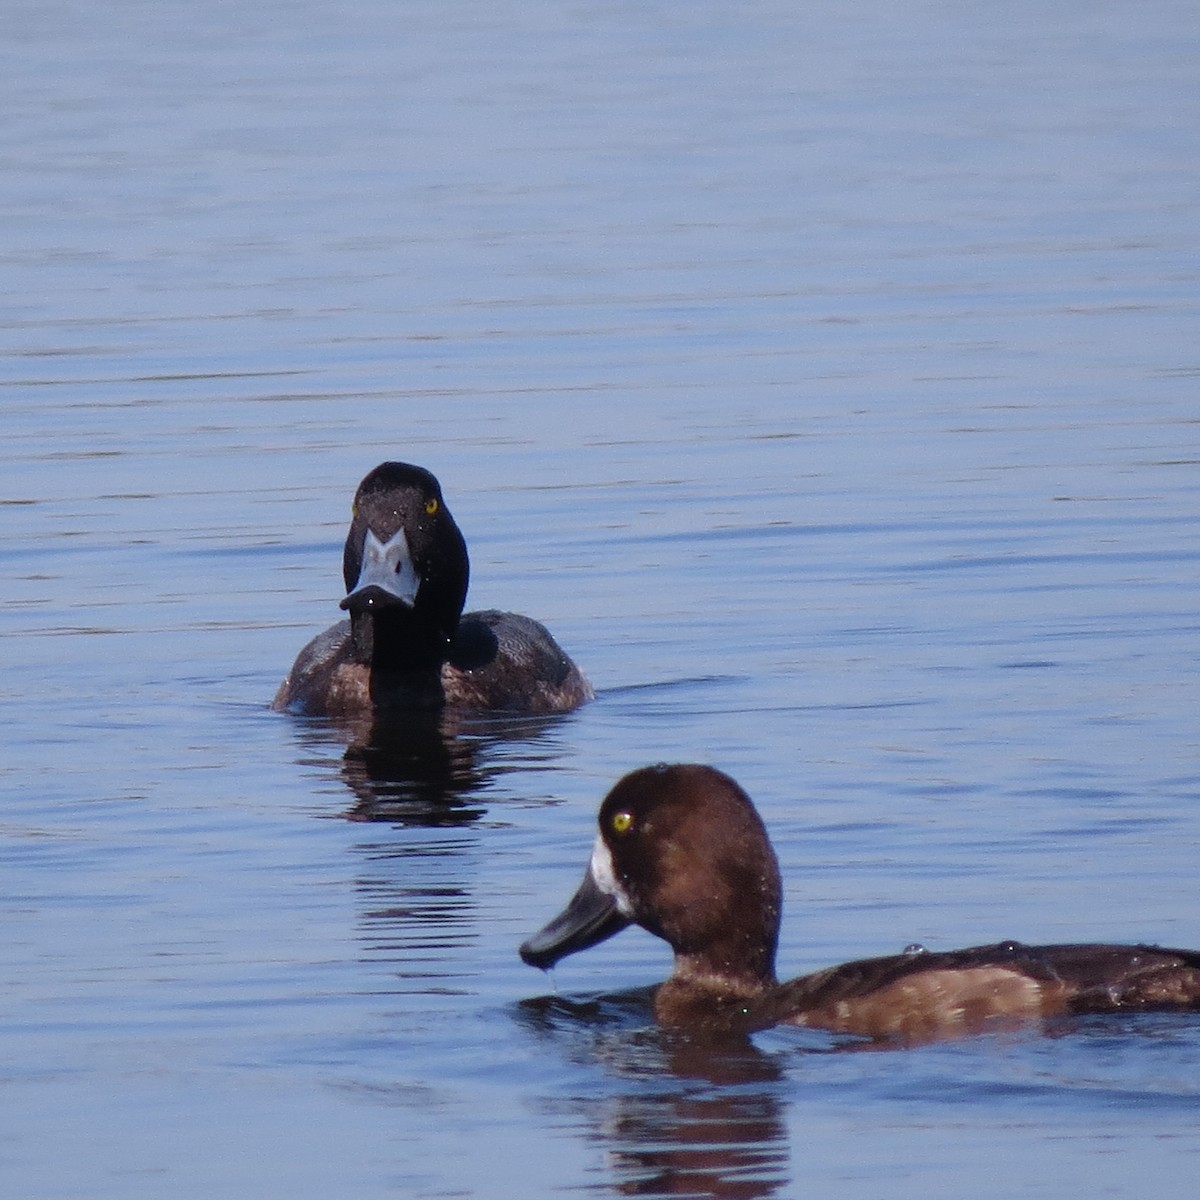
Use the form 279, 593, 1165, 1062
768, 940, 1200, 1042
444, 609, 593, 713
271, 620, 368, 717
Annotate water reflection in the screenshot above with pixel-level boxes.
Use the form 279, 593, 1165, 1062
352, 837, 479, 988
285, 708, 574, 825
339, 710, 488, 824
518, 993, 791, 1198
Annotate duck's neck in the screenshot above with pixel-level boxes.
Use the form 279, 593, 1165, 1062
654, 920, 780, 1029
672, 949, 778, 998
656, 958, 776, 1032
350, 608, 452, 709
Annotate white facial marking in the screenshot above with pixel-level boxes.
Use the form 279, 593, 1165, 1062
589, 835, 634, 918
351, 527, 421, 604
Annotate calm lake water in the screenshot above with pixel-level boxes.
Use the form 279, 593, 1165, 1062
3, 1, 1199, 1196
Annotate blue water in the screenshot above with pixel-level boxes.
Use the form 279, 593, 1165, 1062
3, 2, 1200, 1196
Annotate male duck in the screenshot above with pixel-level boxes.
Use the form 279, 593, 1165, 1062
521, 764, 1200, 1042
272, 462, 592, 717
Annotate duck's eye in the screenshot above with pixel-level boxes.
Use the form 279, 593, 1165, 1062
610, 809, 634, 835
424, 497, 439, 515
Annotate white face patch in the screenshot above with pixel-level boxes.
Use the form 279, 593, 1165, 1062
589, 835, 635, 918
350, 527, 421, 604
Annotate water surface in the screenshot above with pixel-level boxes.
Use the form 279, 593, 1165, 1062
3, 2, 1199, 1197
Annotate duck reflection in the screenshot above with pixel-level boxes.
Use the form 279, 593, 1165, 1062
338, 709, 486, 824
517, 992, 791, 1198
290, 708, 574, 826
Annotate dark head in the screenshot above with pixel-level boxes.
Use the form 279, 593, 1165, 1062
520, 764, 783, 994
339, 462, 469, 677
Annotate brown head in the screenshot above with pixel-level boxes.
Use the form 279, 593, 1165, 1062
520, 764, 783, 998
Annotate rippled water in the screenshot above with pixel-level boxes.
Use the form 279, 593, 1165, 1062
3, 2, 1199, 1196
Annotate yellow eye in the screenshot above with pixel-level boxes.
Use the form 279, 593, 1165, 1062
611, 810, 634, 835
424, 497, 439, 515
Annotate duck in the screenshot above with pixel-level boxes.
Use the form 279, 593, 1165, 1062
271, 462, 592, 718
520, 763, 1200, 1043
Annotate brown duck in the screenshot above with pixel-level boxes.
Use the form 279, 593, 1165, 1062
521, 764, 1200, 1043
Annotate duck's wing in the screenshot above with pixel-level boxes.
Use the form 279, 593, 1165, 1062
271, 620, 366, 716
1027, 941, 1200, 1011
763, 941, 1200, 1043
443, 609, 592, 713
